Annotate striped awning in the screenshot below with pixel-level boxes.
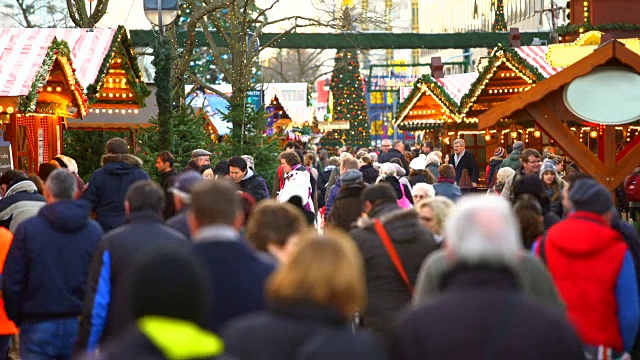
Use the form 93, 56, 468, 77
0, 28, 116, 97
515, 46, 562, 78
436, 72, 479, 103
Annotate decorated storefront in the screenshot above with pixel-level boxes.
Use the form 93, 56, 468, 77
0, 31, 88, 173
478, 37, 640, 190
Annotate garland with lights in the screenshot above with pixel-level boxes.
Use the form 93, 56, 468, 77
397, 122, 444, 131
492, 0, 507, 32
322, 49, 370, 153
17, 39, 88, 115
557, 22, 640, 35
458, 44, 545, 117
395, 74, 459, 125
86, 26, 151, 107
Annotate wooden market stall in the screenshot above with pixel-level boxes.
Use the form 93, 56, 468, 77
0, 31, 88, 173
478, 39, 640, 191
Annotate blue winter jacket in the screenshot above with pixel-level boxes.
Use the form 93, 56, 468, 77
82, 154, 149, 232
2, 200, 103, 325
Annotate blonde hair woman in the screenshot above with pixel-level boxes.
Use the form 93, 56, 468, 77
222, 229, 387, 359
416, 196, 455, 245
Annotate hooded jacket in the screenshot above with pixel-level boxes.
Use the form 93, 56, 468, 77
359, 164, 379, 185
2, 200, 103, 325
535, 211, 640, 352
350, 203, 436, 338
500, 149, 522, 170
326, 184, 365, 231
82, 154, 149, 232
0, 179, 46, 233
239, 169, 269, 202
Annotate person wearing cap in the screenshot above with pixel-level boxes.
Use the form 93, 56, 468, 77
166, 171, 205, 240
408, 155, 436, 186
349, 184, 436, 339
486, 147, 506, 187
534, 178, 640, 358
76, 181, 189, 353
501, 141, 524, 171
50, 154, 85, 197
447, 139, 479, 187
0, 170, 46, 233
182, 149, 211, 173
228, 157, 269, 202
326, 169, 367, 231
82, 137, 149, 232
540, 159, 566, 218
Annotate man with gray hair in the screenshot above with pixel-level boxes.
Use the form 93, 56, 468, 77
447, 138, 479, 186
394, 195, 584, 359
379, 140, 410, 174
3, 169, 103, 359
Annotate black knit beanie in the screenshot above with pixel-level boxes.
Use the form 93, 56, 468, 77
130, 247, 212, 327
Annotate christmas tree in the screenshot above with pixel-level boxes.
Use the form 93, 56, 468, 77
492, 0, 507, 32
322, 49, 370, 153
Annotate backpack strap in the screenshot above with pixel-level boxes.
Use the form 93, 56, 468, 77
373, 219, 414, 294
539, 234, 547, 265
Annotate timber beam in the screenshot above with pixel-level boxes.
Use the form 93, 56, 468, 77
129, 30, 551, 49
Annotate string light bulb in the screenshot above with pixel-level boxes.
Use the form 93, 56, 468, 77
590, 130, 598, 138
534, 130, 541, 138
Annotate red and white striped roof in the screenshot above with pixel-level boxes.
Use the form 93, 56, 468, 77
515, 46, 562, 78
436, 72, 479, 103
0, 28, 116, 97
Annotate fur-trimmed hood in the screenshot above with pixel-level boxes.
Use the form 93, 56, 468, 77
101, 154, 144, 176
101, 153, 143, 167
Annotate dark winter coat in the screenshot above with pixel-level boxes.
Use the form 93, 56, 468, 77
448, 151, 479, 184
501, 149, 522, 170
486, 156, 504, 186
2, 200, 103, 325
181, 160, 201, 173
193, 229, 275, 332
317, 166, 334, 209
223, 303, 388, 360
76, 211, 189, 352
239, 170, 270, 202
166, 206, 191, 240
409, 173, 432, 187
360, 164, 379, 185
326, 184, 365, 231
325, 176, 342, 215
379, 148, 409, 174
393, 265, 585, 360
82, 154, 150, 232
350, 203, 436, 339
159, 169, 178, 220
0, 179, 46, 233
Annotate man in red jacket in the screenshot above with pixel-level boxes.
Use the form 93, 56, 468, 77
535, 178, 640, 358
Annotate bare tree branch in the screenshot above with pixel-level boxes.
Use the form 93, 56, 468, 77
186, 72, 230, 101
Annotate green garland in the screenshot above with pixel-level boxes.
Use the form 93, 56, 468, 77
557, 22, 640, 35
17, 39, 84, 114
86, 26, 151, 108
395, 74, 460, 124
458, 44, 546, 115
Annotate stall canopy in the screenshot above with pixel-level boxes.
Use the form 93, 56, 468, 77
394, 72, 478, 131
478, 39, 640, 190
263, 83, 312, 125
458, 45, 546, 121
0, 30, 87, 118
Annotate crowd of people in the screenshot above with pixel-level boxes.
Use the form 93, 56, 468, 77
0, 135, 637, 359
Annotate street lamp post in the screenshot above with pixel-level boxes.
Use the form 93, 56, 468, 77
144, 0, 179, 152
